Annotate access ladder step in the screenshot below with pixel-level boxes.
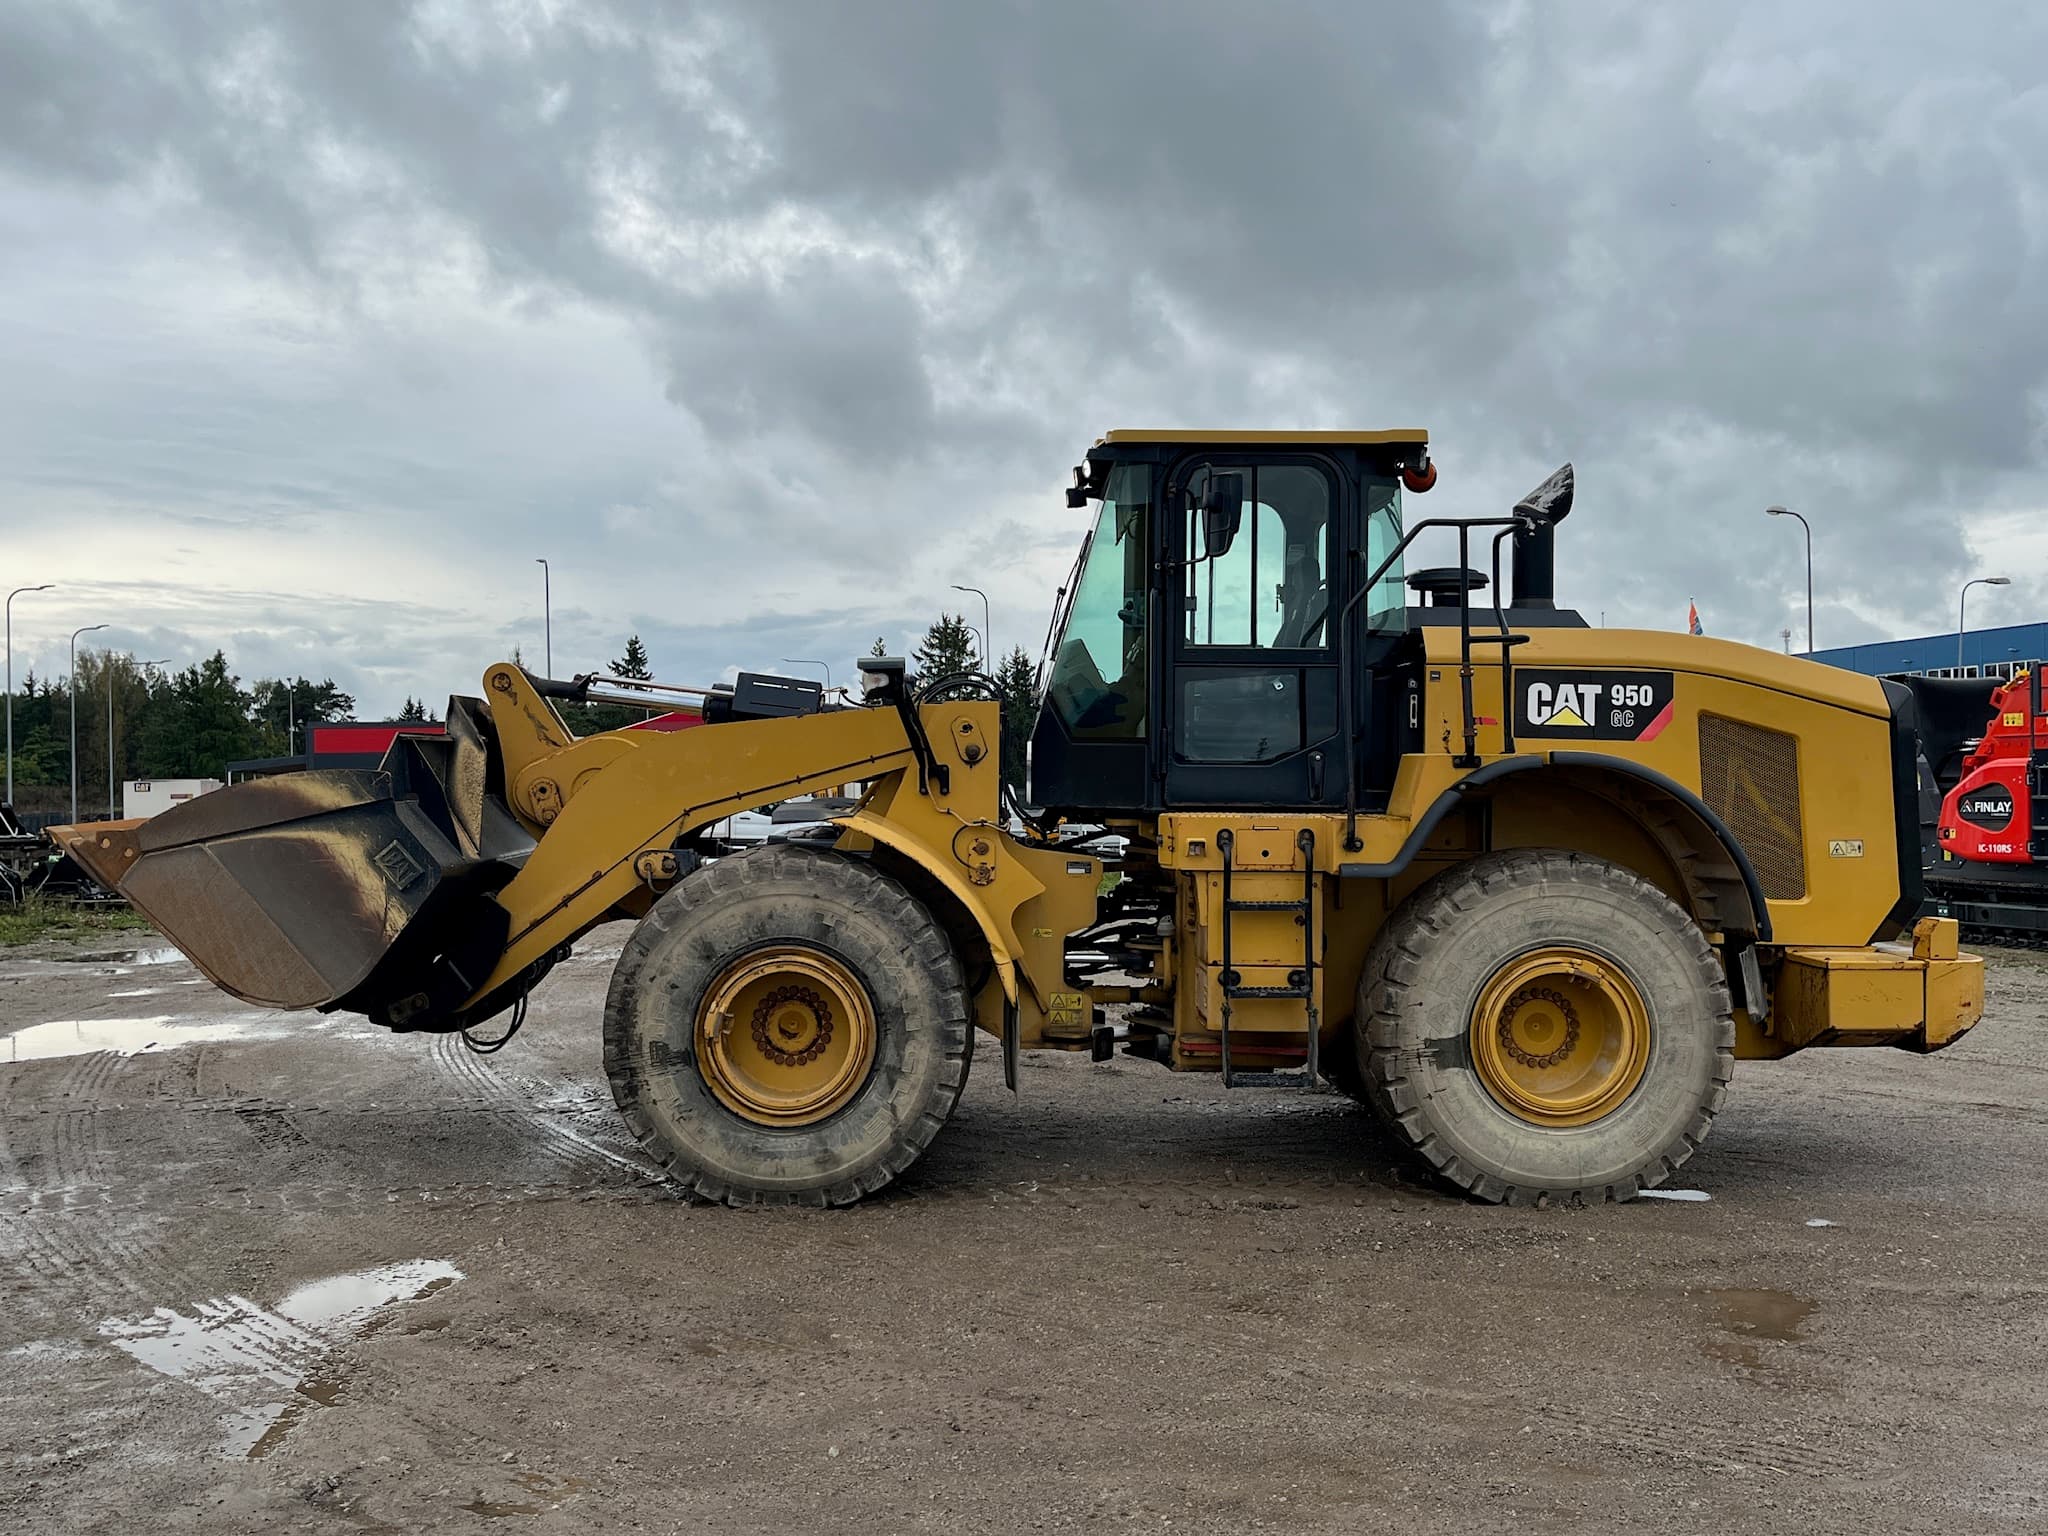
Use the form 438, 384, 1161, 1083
1223, 985, 1312, 999
1224, 1070, 1325, 1089
1225, 898, 1310, 912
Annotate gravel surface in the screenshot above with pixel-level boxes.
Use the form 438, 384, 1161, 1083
3, 927, 2045, 1533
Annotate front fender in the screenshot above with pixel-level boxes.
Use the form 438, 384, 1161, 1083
833, 810, 1028, 1002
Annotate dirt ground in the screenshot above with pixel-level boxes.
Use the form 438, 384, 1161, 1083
3, 928, 2046, 1535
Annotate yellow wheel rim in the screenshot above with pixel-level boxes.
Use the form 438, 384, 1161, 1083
1469, 947, 1651, 1128
696, 946, 877, 1127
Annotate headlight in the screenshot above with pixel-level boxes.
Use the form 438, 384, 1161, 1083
859, 656, 905, 701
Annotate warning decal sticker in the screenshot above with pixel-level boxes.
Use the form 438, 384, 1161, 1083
1514, 670, 1677, 743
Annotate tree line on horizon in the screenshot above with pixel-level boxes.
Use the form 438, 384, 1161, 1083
3, 622, 1043, 816
2, 649, 357, 815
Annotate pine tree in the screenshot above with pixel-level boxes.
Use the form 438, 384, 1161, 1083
248, 676, 356, 753
186, 652, 257, 777
912, 613, 977, 687
994, 646, 1039, 794
397, 697, 428, 723
128, 652, 260, 780
869, 637, 889, 657
612, 634, 653, 679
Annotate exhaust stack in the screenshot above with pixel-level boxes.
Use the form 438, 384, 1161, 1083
1510, 463, 1575, 611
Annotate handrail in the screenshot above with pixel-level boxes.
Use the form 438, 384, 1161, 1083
1337, 513, 1529, 850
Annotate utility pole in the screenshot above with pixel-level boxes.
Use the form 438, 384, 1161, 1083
1958, 577, 2012, 670
5, 583, 53, 805
780, 659, 834, 693
1780, 627, 1792, 655
1764, 507, 1813, 654
69, 624, 107, 823
950, 584, 991, 667
535, 558, 552, 677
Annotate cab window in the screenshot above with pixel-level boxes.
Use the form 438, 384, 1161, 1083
1364, 480, 1404, 627
1183, 463, 1332, 649
1045, 465, 1151, 740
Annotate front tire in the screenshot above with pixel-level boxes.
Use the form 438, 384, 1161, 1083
603, 845, 970, 1206
1358, 849, 1733, 1204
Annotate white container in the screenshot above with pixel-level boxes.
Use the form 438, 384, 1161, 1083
122, 778, 224, 820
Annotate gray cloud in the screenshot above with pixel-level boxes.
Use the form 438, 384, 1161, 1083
0, 0, 2043, 714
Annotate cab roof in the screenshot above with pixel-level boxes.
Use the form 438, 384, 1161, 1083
1096, 428, 1428, 447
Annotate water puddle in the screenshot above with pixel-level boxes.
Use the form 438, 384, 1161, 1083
53, 946, 184, 967
1712, 1288, 1815, 1341
1639, 1188, 1711, 1203
1702, 1287, 1816, 1369
4, 1012, 307, 1063
96, 1259, 462, 1457
465, 1473, 592, 1518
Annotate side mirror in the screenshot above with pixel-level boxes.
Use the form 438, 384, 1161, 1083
1198, 473, 1245, 559
1513, 463, 1574, 527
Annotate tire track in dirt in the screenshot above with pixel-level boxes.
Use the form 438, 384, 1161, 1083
1, 1049, 186, 1319
0, 1101, 91, 1294
64, 1054, 221, 1308
425, 1033, 668, 1188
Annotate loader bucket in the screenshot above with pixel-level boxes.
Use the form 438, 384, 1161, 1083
51, 701, 529, 1026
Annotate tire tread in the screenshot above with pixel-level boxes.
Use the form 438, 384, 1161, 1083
1359, 848, 1736, 1205
603, 844, 969, 1208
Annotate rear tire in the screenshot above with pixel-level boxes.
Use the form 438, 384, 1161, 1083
603, 845, 970, 1206
1357, 849, 1733, 1204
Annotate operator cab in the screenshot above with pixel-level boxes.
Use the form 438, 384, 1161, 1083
1029, 429, 1586, 817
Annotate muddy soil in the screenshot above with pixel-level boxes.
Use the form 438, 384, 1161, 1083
4, 929, 2047, 1534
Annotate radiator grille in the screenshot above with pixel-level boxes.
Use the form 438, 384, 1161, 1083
1698, 714, 1806, 900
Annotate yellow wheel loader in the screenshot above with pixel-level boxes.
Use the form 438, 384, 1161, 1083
55, 430, 1985, 1206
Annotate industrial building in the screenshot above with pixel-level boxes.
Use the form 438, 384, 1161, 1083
226, 720, 446, 781
1808, 619, 2047, 682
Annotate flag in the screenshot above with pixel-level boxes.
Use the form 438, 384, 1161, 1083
1687, 599, 1703, 636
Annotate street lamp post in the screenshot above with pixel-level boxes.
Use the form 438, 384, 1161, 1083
1764, 507, 1813, 655
110, 658, 169, 818
535, 558, 552, 677
950, 584, 991, 668
780, 658, 833, 693
68, 624, 108, 823
5, 583, 53, 806
1958, 577, 2012, 670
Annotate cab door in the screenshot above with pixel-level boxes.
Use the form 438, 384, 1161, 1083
1162, 456, 1347, 808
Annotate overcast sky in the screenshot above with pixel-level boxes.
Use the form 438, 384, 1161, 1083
2, 1, 2044, 714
